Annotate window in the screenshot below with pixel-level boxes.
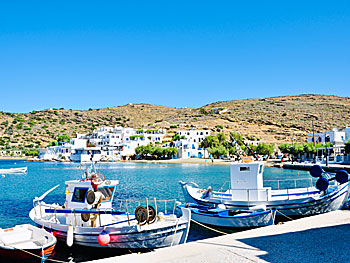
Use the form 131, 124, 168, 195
97, 186, 115, 202
259, 165, 263, 174
72, 188, 88, 202
240, 167, 250, 172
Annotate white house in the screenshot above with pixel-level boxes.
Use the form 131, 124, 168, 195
38, 133, 88, 161
345, 127, 350, 142
306, 126, 349, 164
307, 127, 346, 146
167, 129, 211, 159
70, 147, 102, 162
53, 126, 167, 161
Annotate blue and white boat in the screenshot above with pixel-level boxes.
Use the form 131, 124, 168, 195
0, 167, 27, 174
177, 203, 276, 228
29, 163, 191, 248
180, 162, 349, 216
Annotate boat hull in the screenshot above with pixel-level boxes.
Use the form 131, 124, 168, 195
0, 244, 56, 260
179, 204, 276, 228
29, 206, 191, 248
180, 182, 350, 216
0, 167, 27, 174
0, 224, 56, 260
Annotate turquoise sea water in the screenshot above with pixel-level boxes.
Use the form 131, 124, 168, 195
0, 159, 313, 262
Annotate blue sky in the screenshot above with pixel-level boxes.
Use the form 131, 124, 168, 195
0, 1, 349, 113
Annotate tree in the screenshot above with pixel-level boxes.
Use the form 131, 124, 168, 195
253, 143, 274, 156
217, 133, 227, 144
345, 140, 350, 154
168, 147, 178, 158
135, 145, 148, 158
153, 147, 164, 159
278, 143, 290, 154
49, 141, 57, 146
200, 135, 220, 149
289, 143, 304, 157
172, 134, 181, 141
135, 145, 178, 160
57, 134, 70, 144
208, 145, 228, 158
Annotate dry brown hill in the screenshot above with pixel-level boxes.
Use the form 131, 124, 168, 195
1, 94, 349, 151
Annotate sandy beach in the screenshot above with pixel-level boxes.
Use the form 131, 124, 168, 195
128, 158, 232, 165
0, 156, 28, 160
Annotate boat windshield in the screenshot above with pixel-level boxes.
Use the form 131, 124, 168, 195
97, 186, 115, 202
72, 188, 88, 202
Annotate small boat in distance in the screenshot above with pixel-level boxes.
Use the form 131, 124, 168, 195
177, 203, 276, 228
0, 167, 27, 174
30, 162, 191, 248
0, 224, 56, 261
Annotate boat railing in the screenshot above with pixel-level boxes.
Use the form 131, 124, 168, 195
37, 198, 179, 216
264, 178, 314, 190
115, 198, 178, 216
211, 177, 334, 203
214, 178, 318, 193
36, 198, 179, 227
218, 181, 231, 193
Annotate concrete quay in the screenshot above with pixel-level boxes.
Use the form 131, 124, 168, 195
281, 162, 350, 173
85, 210, 350, 263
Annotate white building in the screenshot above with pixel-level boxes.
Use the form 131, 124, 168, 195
39, 133, 88, 161
307, 127, 346, 146
166, 130, 211, 159
306, 126, 350, 164
70, 147, 102, 162
345, 127, 350, 142
39, 126, 167, 162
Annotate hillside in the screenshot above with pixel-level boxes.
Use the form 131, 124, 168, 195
0, 94, 349, 152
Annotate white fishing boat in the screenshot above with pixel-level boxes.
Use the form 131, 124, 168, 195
0, 224, 56, 261
180, 162, 350, 216
178, 203, 276, 228
0, 167, 27, 174
29, 163, 191, 248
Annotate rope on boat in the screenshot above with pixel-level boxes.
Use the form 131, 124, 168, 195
276, 210, 294, 221
9, 246, 72, 263
170, 219, 179, 247
115, 198, 177, 202
190, 219, 228, 235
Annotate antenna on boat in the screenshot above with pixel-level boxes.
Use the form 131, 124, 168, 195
230, 133, 259, 161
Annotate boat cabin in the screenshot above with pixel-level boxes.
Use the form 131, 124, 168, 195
65, 179, 119, 210
229, 162, 271, 201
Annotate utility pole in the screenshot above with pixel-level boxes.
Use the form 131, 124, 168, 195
312, 120, 316, 147
312, 119, 316, 162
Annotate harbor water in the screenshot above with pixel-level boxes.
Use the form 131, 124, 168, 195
0, 159, 314, 262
